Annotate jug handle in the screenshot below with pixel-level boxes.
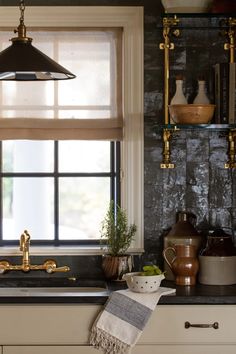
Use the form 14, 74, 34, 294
163, 247, 176, 271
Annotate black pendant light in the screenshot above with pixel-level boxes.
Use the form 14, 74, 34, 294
0, 1, 76, 81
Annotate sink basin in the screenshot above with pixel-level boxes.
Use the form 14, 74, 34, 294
0, 286, 110, 297
0, 277, 107, 287
0, 278, 110, 297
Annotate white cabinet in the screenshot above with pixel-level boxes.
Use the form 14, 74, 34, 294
3, 347, 96, 354
134, 345, 236, 354
3, 346, 162, 354
0, 304, 235, 354
3, 345, 236, 354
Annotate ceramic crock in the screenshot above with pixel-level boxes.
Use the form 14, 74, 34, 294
198, 256, 236, 285
200, 229, 236, 257
198, 229, 236, 285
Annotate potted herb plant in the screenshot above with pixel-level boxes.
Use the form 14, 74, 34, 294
100, 201, 137, 280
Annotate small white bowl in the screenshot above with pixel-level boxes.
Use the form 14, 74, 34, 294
123, 272, 165, 293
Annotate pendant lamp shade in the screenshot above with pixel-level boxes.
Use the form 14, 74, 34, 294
0, 0, 76, 81
0, 40, 76, 80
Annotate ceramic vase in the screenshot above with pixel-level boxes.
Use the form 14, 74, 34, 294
193, 80, 210, 104
163, 244, 199, 286
170, 79, 188, 105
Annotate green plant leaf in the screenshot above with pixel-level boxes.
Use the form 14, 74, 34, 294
100, 200, 137, 256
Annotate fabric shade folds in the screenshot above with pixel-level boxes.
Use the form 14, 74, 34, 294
0, 118, 123, 140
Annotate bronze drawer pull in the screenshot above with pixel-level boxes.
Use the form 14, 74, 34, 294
185, 321, 219, 329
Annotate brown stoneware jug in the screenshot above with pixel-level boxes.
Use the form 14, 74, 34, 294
163, 244, 199, 286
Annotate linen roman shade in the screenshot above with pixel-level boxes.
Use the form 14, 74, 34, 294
0, 29, 123, 140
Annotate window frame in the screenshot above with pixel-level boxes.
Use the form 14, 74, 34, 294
0, 140, 120, 246
0, 6, 144, 255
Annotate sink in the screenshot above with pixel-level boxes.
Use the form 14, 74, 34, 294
0, 286, 110, 297
0, 278, 110, 297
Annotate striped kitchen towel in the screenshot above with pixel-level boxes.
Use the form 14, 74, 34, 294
89, 287, 176, 354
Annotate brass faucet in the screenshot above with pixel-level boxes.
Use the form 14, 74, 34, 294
0, 230, 70, 274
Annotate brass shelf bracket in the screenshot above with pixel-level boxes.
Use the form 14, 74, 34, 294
223, 17, 236, 63
159, 16, 180, 125
159, 16, 180, 168
160, 127, 179, 169
225, 129, 236, 169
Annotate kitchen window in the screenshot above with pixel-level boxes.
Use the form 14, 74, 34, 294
0, 29, 121, 245
0, 6, 143, 254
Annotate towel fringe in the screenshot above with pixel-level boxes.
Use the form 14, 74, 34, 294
90, 326, 131, 354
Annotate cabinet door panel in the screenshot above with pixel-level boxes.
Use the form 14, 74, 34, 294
4, 346, 97, 354
4, 345, 236, 354
140, 305, 236, 344
134, 345, 236, 354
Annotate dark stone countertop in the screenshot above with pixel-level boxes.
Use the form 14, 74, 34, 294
0, 278, 235, 304
158, 280, 236, 305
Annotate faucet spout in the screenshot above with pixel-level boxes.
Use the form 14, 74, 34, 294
20, 230, 31, 272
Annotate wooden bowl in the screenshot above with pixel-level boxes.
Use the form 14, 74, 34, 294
168, 104, 215, 124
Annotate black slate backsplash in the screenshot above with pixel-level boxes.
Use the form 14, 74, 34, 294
0, 0, 235, 277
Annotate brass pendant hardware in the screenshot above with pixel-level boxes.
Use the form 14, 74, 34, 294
0, 230, 70, 274
225, 129, 236, 168
11, 0, 32, 44
222, 17, 236, 63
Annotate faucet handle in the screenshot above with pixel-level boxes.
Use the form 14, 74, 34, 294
43, 260, 70, 274
0, 261, 10, 274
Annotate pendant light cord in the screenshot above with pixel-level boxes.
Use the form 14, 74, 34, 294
19, 0, 25, 26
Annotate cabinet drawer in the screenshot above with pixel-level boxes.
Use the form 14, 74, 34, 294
4, 344, 236, 354
3, 346, 95, 354
135, 345, 236, 354
0, 305, 101, 345
139, 305, 236, 345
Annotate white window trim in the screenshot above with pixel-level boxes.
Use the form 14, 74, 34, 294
0, 6, 144, 256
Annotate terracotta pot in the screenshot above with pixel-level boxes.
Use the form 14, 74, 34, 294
101, 255, 133, 281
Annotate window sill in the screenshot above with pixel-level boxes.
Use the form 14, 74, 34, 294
0, 246, 144, 256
